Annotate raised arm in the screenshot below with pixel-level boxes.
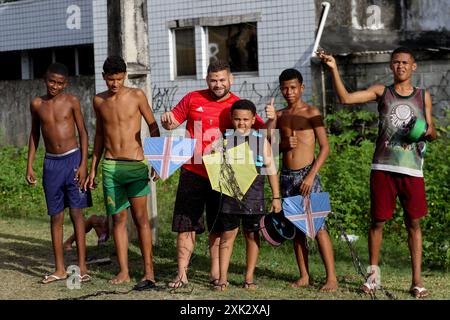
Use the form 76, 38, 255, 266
26, 100, 41, 186
423, 90, 437, 141
71, 96, 89, 188
137, 89, 160, 137
319, 52, 384, 104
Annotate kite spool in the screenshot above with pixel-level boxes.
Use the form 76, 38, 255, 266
260, 210, 296, 247
407, 118, 427, 142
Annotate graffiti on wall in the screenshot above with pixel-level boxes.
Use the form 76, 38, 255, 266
151, 84, 179, 113
150, 81, 282, 113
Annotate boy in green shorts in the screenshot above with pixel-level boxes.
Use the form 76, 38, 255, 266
85, 56, 160, 289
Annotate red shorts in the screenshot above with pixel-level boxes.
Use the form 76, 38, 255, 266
370, 170, 428, 221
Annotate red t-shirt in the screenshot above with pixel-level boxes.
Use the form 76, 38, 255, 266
172, 89, 264, 178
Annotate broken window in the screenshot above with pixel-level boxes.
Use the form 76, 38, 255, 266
208, 22, 258, 73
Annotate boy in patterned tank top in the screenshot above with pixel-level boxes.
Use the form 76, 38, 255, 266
320, 47, 437, 298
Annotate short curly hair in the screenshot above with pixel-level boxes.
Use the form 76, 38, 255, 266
46, 63, 69, 78
207, 60, 231, 74
103, 56, 127, 74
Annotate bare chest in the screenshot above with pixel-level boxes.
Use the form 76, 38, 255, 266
38, 102, 73, 126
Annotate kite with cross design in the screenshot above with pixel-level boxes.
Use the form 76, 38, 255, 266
282, 192, 331, 239
143, 136, 196, 180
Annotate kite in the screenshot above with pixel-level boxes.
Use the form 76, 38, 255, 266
282, 192, 331, 239
203, 141, 257, 200
143, 136, 196, 180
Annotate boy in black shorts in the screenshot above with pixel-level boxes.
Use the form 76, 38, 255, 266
211, 99, 281, 291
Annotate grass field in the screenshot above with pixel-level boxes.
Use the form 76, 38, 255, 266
0, 147, 448, 301
0, 171, 448, 301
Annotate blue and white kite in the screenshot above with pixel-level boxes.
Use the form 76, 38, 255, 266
143, 136, 196, 180
282, 192, 331, 239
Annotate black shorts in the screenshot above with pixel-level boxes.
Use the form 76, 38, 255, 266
211, 213, 263, 233
172, 168, 221, 233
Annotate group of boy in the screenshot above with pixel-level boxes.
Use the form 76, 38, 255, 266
26, 46, 435, 298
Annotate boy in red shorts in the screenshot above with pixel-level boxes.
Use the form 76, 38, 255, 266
320, 47, 437, 298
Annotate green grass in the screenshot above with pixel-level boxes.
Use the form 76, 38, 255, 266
0, 146, 448, 300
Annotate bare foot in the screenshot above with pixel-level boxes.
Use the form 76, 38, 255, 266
289, 277, 310, 288
110, 272, 131, 285
319, 279, 338, 292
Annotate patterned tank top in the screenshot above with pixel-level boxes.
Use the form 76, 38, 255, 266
371, 85, 427, 177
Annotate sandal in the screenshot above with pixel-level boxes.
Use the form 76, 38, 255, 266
168, 279, 188, 289
41, 273, 68, 284
213, 282, 229, 291
79, 274, 92, 283
242, 281, 257, 290
409, 286, 429, 298
209, 279, 219, 286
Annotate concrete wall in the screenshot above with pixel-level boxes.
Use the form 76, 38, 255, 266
320, 0, 450, 53
0, 76, 95, 147
326, 54, 450, 119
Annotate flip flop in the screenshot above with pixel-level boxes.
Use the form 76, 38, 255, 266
213, 282, 229, 291
167, 279, 188, 289
242, 281, 257, 290
133, 279, 157, 291
360, 281, 376, 294
209, 279, 219, 286
410, 286, 429, 298
41, 274, 68, 284
79, 274, 92, 283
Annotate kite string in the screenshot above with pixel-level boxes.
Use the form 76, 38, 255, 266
330, 211, 396, 300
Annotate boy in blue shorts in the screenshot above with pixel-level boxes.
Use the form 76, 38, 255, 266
26, 63, 92, 284
211, 99, 282, 291
265, 68, 337, 292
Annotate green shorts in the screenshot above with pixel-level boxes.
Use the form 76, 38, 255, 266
102, 159, 150, 215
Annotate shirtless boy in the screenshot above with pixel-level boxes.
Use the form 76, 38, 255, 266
26, 62, 91, 284
85, 56, 160, 290
266, 68, 338, 292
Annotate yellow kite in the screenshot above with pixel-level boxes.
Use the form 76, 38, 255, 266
203, 141, 258, 200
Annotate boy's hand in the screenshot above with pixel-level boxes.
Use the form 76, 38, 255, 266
271, 198, 282, 213
75, 167, 87, 189
84, 172, 97, 191
289, 131, 298, 148
300, 172, 315, 196
265, 98, 276, 120
319, 52, 337, 70
150, 167, 160, 182
26, 169, 37, 186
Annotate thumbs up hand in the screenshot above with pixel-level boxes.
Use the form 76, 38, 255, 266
265, 97, 276, 120
288, 131, 298, 148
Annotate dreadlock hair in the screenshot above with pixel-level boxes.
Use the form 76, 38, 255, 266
231, 99, 256, 116
207, 60, 231, 74
46, 63, 69, 78
279, 68, 303, 85
103, 56, 127, 74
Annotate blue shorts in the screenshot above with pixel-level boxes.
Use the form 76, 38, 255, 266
43, 148, 92, 216
280, 165, 323, 197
